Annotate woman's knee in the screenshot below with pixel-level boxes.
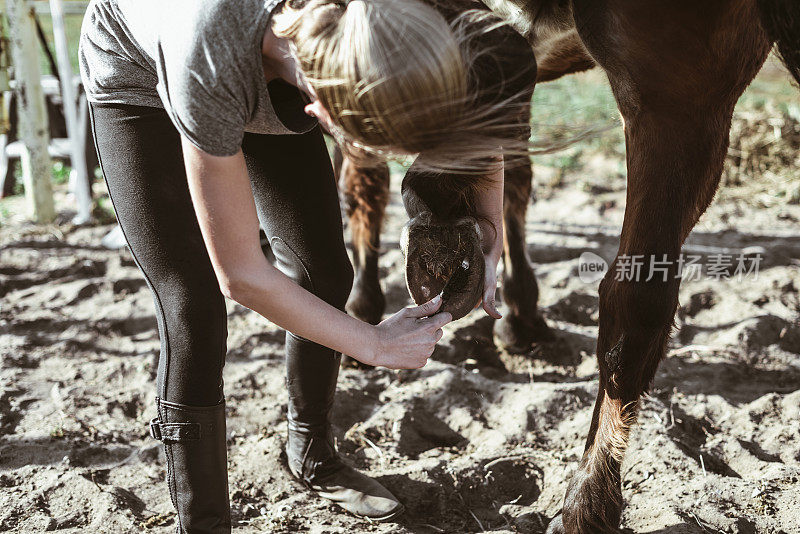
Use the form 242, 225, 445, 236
153, 274, 228, 360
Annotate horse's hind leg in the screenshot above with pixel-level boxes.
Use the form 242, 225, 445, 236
340, 154, 390, 326
547, 1, 770, 532
494, 156, 553, 351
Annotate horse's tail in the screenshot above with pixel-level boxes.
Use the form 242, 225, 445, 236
757, 0, 800, 87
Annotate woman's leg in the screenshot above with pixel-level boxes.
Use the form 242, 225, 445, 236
90, 103, 230, 533
241, 127, 402, 520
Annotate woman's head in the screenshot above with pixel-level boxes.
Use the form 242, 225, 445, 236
273, 0, 540, 173
273, 0, 469, 154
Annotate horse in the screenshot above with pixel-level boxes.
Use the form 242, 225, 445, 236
336, 0, 800, 531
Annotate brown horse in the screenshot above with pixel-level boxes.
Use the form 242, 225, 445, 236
338, 0, 799, 532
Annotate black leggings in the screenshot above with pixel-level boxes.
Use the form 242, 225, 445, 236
89, 103, 353, 406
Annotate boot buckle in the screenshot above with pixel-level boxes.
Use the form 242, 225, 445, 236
149, 417, 202, 442
149, 417, 162, 440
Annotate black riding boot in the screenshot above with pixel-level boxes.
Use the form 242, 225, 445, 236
285, 333, 403, 520
149, 398, 231, 533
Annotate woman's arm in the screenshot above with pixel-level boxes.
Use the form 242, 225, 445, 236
181, 139, 450, 369
474, 159, 504, 319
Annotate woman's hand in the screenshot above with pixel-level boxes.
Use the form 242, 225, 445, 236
362, 295, 452, 369
481, 250, 502, 319
474, 156, 504, 320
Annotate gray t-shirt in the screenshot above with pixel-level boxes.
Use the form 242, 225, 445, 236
79, 0, 317, 156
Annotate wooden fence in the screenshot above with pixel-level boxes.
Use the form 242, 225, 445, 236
2, 0, 90, 223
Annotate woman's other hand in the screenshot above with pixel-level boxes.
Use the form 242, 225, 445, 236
481, 250, 502, 319
363, 295, 452, 369
474, 156, 504, 320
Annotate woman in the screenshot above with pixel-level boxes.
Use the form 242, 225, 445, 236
80, 0, 510, 530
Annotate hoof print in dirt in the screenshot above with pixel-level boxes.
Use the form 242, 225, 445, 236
547, 291, 599, 326
346, 403, 465, 459
383, 457, 541, 530
460, 458, 540, 507
402, 214, 484, 321
445, 458, 541, 530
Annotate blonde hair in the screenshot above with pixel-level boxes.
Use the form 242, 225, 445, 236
272, 0, 541, 174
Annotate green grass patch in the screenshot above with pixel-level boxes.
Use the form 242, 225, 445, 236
529, 57, 797, 177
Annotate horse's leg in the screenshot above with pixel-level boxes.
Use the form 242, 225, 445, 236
494, 157, 553, 352
341, 154, 390, 326
547, 2, 770, 532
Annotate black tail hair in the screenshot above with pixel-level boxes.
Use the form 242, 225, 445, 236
758, 0, 800, 87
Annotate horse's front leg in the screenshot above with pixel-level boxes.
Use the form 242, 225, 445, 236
340, 153, 390, 326
550, 117, 748, 533
547, 2, 770, 531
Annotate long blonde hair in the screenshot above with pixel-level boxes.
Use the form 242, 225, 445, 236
272, 0, 543, 174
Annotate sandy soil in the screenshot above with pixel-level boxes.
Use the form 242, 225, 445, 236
2, 83, 799, 534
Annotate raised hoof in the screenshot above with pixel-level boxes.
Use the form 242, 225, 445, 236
494, 313, 555, 353
402, 214, 484, 321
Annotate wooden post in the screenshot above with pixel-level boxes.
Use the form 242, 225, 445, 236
7, 0, 56, 223
50, 0, 92, 224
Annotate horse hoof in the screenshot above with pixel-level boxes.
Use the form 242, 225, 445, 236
557, 466, 623, 534
494, 313, 555, 353
545, 514, 565, 534
402, 214, 484, 321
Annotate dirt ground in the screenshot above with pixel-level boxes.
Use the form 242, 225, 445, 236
1, 66, 799, 533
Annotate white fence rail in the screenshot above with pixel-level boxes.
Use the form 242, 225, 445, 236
31, 0, 89, 15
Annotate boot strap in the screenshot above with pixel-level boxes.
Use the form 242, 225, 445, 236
149, 417, 202, 442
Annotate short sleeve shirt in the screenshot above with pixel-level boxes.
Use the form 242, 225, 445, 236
79, 0, 317, 156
